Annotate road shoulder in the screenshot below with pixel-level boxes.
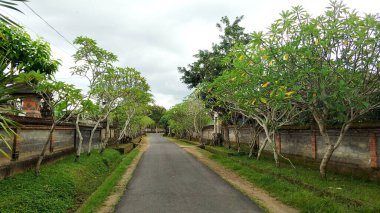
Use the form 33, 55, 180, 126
95, 137, 150, 213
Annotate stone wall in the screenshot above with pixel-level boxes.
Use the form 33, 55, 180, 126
0, 125, 102, 166
201, 125, 380, 171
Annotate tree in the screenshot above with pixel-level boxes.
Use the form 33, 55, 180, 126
71, 36, 118, 155
207, 69, 299, 167
178, 16, 251, 145
264, 1, 380, 177
114, 67, 151, 145
0, 24, 60, 75
0, 23, 58, 161
148, 105, 166, 131
206, 33, 302, 167
163, 95, 211, 141
74, 99, 99, 161
179, 16, 250, 88
71, 36, 117, 91
17, 72, 82, 174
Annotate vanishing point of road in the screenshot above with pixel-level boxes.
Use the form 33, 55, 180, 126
115, 133, 263, 213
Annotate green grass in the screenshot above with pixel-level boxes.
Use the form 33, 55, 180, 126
0, 149, 130, 213
79, 148, 140, 213
174, 138, 380, 213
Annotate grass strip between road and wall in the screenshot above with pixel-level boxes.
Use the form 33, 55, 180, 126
77, 148, 140, 213
0, 149, 124, 212
173, 138, 380, 213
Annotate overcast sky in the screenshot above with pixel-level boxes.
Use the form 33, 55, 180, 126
2, 0, 379, 108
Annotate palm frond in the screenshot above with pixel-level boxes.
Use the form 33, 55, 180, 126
0, 0, 28, 26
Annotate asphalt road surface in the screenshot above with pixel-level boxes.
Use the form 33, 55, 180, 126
115, 133, 263, 213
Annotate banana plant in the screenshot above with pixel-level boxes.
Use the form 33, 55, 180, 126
0, 0, 28, 26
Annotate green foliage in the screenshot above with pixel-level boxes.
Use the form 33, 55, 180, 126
179, 16, 250, 88
164, 93, 211, 137
0, 149, 123, 212
71, 36, 117, 91
78, 148, 140, 213
0, 23, 60, 75
264, 1, 380, 126
109, 67, 152, 138
148, 105, 166, 127
0, 72, 18, 159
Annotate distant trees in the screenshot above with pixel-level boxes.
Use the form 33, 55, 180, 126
163, 93, 211, 142
148, 105, 166, 131
71, 36, 152, 155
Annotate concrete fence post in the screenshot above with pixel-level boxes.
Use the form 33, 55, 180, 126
369, 132, 378, 169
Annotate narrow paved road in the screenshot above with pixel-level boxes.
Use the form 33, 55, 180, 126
115, 133, 263, 213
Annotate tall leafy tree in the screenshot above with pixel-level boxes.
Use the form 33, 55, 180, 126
71, 36, 118, 156
178, 16, 250, 88
263, 1, 380, 177
0, 24, 59, 75
148, 105, 166, 130
115, 67, 151, 144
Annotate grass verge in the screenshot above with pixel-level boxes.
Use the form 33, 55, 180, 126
174, 138, 380, 213
78, 148, 139, 213
0, 148, 135, 213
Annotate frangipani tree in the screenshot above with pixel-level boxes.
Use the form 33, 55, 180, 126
71, 36, 118, 156
265, 1, 380, 177
115, 67, 151, 144
163, 95, 210, 141
17, 71, 82, 174
207, 37, 301, 167
74, 99, 99, 161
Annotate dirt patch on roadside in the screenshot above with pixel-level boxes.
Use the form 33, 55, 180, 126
182, 145, 299, 213
95, 138, 150, 213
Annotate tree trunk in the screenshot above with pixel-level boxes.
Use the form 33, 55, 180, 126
35, 123, 56, 175
273, 147, 280, 167
257, 138, 267, 160
88, 118, 102, 155
313, 110, 352, 178
118, 116, 132, 142
249, 130, 259, 158
100, 116, 110, 154
318, 124, 351, 179
75, 114, 83, 161
319, 144, 334, 178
